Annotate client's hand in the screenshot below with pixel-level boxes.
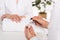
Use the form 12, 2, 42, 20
25, 25, 36, 40
31, 16, 48, 28
1, 14, 25, 22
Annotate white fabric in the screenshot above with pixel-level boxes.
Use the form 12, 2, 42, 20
31, 36, 40, 40
30, 32, 48, 40
0, 0, 5, 16
48, 0, 60, 40
0, 0, 34, 31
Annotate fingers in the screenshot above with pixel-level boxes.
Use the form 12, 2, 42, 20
1, 14, 10, 21
31, 16, 44, 27
10, 15, 24, 23
12, 15, 21, 22
19, 16, 26, 18
32, 16, 43, 20
25, 25, 36, 40
33, 20, 42, 27
15, 15, 21, 22
25, 26, 31, 39
31, 16, 39, 22
29, 26, 36, 36
35, 21, 41, 26
1, 15, 5, 21
25, 25, 34, 36
31, 16, 43, 22
25, 26, 29, 34
29, 26, 34, 33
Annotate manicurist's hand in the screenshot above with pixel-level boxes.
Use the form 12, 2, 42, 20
31, 16, 48, 28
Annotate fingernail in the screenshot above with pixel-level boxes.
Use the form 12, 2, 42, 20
26, 26, 28, 28
30, 18, 32, 20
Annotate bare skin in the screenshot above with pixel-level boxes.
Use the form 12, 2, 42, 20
1, 14, 25, 23
25, 25, 36, 40
31, 16, 49, 28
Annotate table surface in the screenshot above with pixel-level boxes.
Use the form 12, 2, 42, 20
0, 26, 27, 40
0, 24, 48, 40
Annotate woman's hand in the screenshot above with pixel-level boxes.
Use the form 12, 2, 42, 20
31, 16, 48, 28
1, 14, 11, 21
1, 14, 25, 23
25, 25, 36, 40
9, 14, 25, 23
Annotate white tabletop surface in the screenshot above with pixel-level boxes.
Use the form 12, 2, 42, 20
0, 23, 48, 40
0, 24, 27, 40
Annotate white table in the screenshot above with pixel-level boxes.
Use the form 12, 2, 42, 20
0, 22, 26, 40
0, 26, 48, 40
0, 27, 27, 40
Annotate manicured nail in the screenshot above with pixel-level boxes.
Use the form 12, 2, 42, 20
30, 18, 32, 20
26, 26, 28, 28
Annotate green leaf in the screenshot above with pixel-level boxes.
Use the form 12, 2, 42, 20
36, 5, 41, 10
44, 0, 46, 1
35, 0, 41, 5
32, 4, 36, 6
46, 1, 51, 5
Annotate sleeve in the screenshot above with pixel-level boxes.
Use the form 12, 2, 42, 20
0, 0, 5, 17
25, 0, 34, 19
31, 36, 40, 40
4, 0, 18, 14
